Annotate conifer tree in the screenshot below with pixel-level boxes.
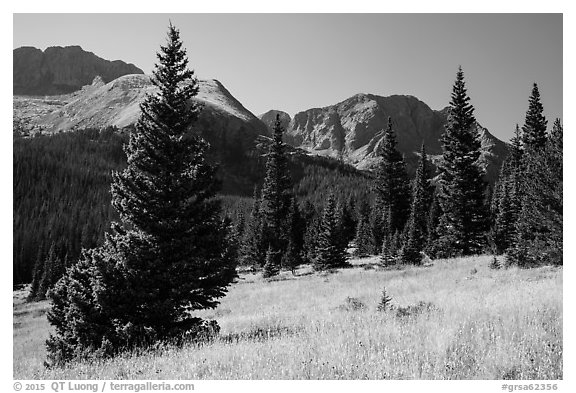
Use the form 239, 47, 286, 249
303, 214, 321, 264
379, 205, 398, 265
354, 198, 374, 255
491, 125, 525, 255
435, 66, 488, 257
380, 231, 399, 266
504, 125, 524, 229
259, 114, 293, 273
28, 243, 45, 301
282, 198, 305, 272
424, 190, 442, 258
314, 193, 349, 271
37, 242, 60, 300
491, 161, 517, 254
508, 119, 562, 266
263, 246, 281, 278
374, 117, 411, 239
223, 215, 241, 266
239, 191, 265, 267
340, 197, 358, 248
46, 24, 236, 364
354, 214, 374, 257
495, 127, 527, 260
283, 238, 300, 275
234, 211, 246, 242
510, 124, 523, 168
401, 145, 432, 264
391, 230, 402, 256
371, 212, 386, 256
522, 83, 548, 151
550, 118, 563, 151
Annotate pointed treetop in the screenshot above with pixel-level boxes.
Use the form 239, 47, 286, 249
448, 66, 475, 129
522, 82, 548, 150
509, 124, 523, 168
151, 23, 198, 102
549, 118, 562, 151
381, 116, 399, 154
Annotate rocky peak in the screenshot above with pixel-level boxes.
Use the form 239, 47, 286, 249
285, 93, 508, 181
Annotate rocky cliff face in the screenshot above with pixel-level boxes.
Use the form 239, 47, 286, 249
283, 93, 508, 180
13, 46, 144, 95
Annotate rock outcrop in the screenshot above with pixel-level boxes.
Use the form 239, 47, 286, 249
281, 93, 508, 181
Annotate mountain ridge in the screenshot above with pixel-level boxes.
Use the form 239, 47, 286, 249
268, 92, 508, 181
13, 45, 144, 95
13, 46, 508, 182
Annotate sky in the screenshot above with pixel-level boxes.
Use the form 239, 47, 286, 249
13, 13, 562, 142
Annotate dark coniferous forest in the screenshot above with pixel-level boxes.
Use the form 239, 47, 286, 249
13, 123, 374, 287
13, 128, 126, 286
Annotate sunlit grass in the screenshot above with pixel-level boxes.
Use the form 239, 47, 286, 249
13, 255, 562, 379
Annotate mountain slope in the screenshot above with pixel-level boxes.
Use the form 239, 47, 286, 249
283, 93, 508, 181
37, 74, 266, 136
14, 74, 278, 195
13, 46, 144, 95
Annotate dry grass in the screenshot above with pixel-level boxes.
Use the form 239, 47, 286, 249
13, 255, 562, 380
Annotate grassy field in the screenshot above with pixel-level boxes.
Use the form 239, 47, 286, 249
13, 255, 562, 380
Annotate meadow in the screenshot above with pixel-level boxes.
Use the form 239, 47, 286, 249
13, 255, 562, 380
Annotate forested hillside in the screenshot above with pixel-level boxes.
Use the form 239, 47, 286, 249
13, 129, 372, 285
13, 128, 125, 284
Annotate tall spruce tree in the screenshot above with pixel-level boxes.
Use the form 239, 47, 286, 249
373, 117, 411, 240
508, 118, 562, 266
435, 66, 488, 257
46, 24, 236, 364
259, 114, 293, 274
401, 144, 433, 264
522, 83, 548, 151
314, 193, 349, 271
